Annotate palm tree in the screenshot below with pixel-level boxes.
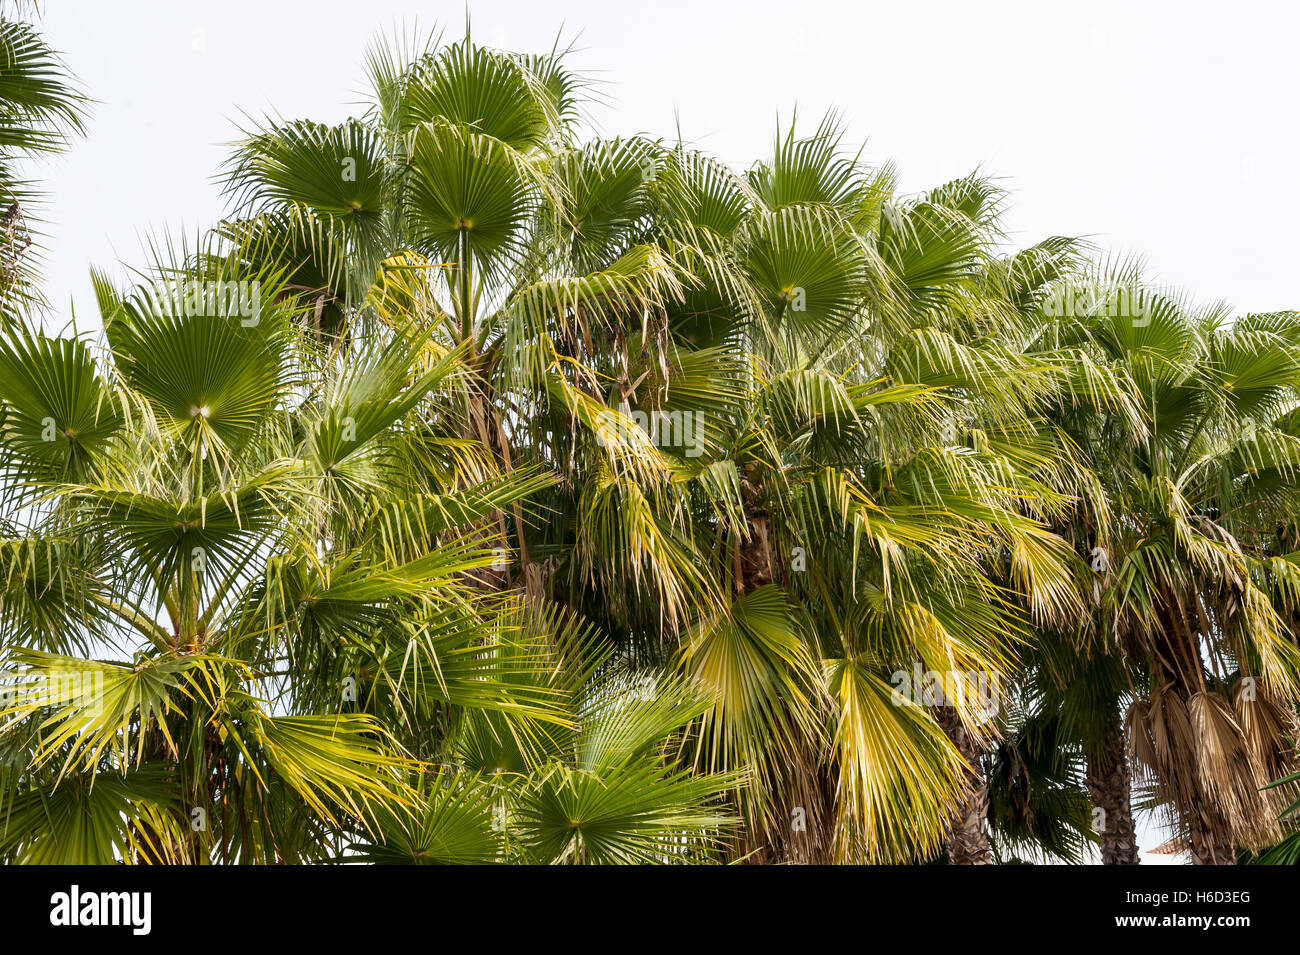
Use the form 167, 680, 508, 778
0, 233, 737, 861
6, 18, 1297, 866
212, 30, 1110, 864
0, 5, 86, 323
1029, 271, 1300, 863
984, 696, 1097, 864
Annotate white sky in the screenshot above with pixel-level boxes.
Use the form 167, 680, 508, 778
25, 0, 1294, 859
30, 0, 1300, 331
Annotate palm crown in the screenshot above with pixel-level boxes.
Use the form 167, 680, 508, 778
2, 21, 1299, 866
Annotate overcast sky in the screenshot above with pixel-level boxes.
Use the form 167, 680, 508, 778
29, 0, 1300, 333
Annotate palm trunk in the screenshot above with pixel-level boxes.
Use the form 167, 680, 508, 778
936, 707, 993, 864
1083, 708, 1140, 865
1188, 819, 1235, 865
